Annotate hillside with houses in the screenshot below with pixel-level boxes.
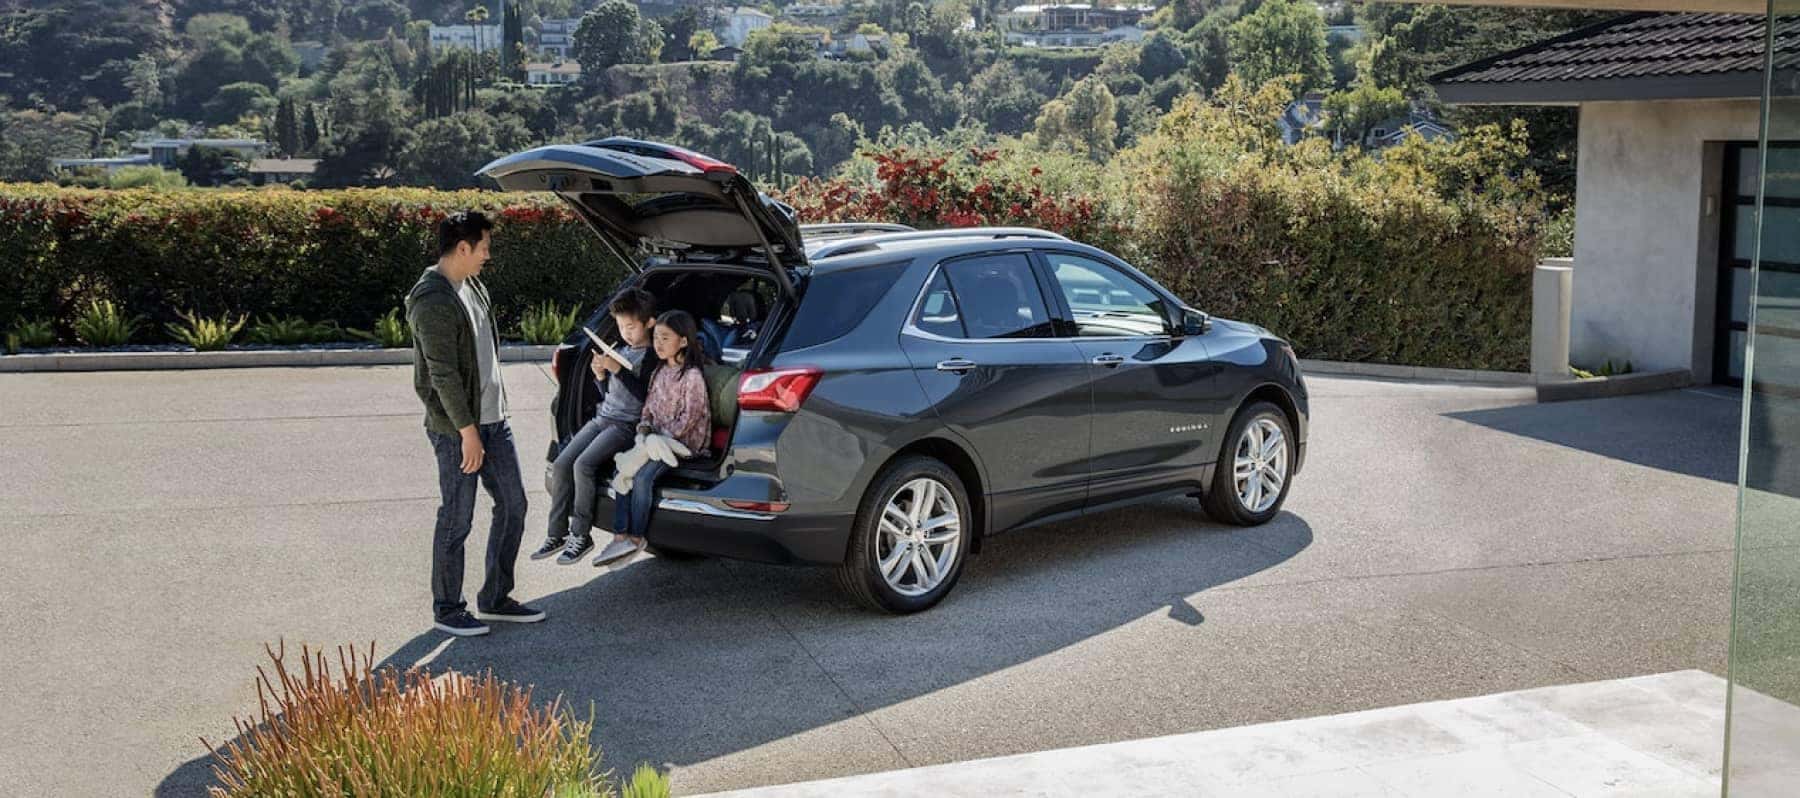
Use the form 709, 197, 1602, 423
1, 0, 1602, 190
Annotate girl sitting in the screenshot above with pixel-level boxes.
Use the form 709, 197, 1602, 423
591, 309, 711, 566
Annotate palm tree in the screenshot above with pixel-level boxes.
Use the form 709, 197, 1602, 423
465, 5, 491, 54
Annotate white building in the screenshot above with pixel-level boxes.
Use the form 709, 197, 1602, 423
784, 2, 840, 18
538, 18, 581, 60
428, 24, 502, 53
526, 61, 582, 86
723, 6, 773, 47
1434, 12, 1776, 385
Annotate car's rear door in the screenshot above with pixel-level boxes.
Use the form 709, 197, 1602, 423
1034, 248, 1223, 507
899, 251, 1093, 532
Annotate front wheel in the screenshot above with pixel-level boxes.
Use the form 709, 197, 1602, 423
835, 456, 970, 614
1201, 401, 1295, 526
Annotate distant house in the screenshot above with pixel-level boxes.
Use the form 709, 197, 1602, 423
1279, 93, 1329, 145
525, 61, 582, 86
248, 158, 319, 186
428, 23, 502, 53
538, 18, 581, 60
723, 7, 774, 47
1367, 115, 1457, 148
709, 45, 745, 62
784, 2, 840, 18
135, 138, 270, 167
1000, 3, 1153, 34
839, 31, 889, 53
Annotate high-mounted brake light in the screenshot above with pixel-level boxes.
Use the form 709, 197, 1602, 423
738, 367, 823, 413
660, 145, 737, 175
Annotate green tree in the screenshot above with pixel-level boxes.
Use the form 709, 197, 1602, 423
502, 0, 525, 74
573, 1, 659, 75
107, 165, 189, 189
1137, 33, 1189, 84
1323, 82, 1409, 148
177, 145, 243, 186
203, 82, 278, 126
303, 103, 324, 154
1184, 11, 1234, 94
663, 7, 704, 63
124, 54, 165, 110
0, 111, 90, 183
1036, 76, 1116, 161
690, 30, 721, 57
275, 97, 302, 156
401, 111, 523, 188
315, 117, 414, 186
1228, 0, 1329, 93
967, 60, 1049, 135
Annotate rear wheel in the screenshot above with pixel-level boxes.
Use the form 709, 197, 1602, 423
835, 456, 970, 614
1201, 401, 1294, 526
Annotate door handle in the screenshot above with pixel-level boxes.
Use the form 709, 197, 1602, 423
936, 358, 977, 373
1091, 354, 1126, 368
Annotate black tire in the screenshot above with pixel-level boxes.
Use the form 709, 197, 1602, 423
1201, 401, 1296, 526
646, 544, 706, 561
834, 456, 971, 614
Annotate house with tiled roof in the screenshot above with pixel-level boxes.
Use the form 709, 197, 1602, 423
1433, 12, 1799, 385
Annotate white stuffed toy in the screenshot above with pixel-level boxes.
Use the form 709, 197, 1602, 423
611, 431, 693, 496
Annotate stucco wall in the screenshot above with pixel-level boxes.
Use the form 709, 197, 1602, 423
1573, 99, 1760, 377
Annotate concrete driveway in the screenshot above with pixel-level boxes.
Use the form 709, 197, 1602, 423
0, 365, 1740, 796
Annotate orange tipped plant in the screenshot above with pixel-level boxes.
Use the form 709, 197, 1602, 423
205, 641, 606, 798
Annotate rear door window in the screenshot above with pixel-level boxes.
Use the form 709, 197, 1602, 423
938, 254, 1056, 339
782, 261, 908, 350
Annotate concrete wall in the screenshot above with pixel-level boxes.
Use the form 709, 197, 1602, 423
1572, 99, 1760, 378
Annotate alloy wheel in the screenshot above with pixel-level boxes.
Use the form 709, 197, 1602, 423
876, 477, 962, 597
1233, 416, 1288, 514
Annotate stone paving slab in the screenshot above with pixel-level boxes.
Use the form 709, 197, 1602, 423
693, 671, 1770, 798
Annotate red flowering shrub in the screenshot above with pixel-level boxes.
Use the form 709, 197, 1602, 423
781, 147, 1124, 252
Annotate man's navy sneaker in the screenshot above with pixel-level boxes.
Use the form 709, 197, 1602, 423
478, 599, 546, 623
433, 611, 490, 637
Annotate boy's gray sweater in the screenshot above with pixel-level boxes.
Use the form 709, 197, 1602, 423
597, 344, 650, 424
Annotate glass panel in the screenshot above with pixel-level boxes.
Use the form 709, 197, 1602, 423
1043, 252, 1172, 337
912, 269, 967, 339
1731, 329, 1747, 384
1738, 145, 1800, 198
1735, 205, 1800, 266
1725, 1, 1800, 791
940, 254, 1056, 340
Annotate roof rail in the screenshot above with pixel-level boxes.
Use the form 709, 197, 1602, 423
807, 227, 1069, 260
800, 222, 917, 239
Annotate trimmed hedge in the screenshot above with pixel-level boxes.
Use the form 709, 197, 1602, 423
0, 185, 627, 341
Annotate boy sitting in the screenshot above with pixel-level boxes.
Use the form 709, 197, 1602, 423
531, 288, 655, 564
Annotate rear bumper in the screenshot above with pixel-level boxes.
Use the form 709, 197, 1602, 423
595, 484, 854, 566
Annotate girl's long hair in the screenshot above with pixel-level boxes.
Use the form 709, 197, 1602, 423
656, 310, 708, 372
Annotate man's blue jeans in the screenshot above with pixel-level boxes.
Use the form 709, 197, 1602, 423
427, 421, 527, 620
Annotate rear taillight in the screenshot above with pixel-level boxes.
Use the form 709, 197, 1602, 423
738, 367, 822, 413
550, 347, 566, 384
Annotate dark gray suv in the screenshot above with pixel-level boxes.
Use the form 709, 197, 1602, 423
481, 138, 1308, 613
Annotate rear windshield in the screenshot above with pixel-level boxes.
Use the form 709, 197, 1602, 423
781, 261, 908, 351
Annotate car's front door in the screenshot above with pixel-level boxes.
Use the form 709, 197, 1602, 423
1036, 250, 1222, 507
900, 251, 1093, 532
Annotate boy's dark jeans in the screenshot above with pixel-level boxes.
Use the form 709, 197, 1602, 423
427, 421, 527, 621
546, 417, 637, 542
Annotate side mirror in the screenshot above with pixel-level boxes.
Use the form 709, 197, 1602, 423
1180, 307, 1211, 337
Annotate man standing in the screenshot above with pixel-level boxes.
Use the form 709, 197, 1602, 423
406, 210, 544, 636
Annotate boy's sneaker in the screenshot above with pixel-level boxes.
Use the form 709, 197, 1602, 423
477, 599, 546, 624
433, 611, 490, 637
592, 537, 645, 567
556, 534, 593, 565
529, 537, 565, 560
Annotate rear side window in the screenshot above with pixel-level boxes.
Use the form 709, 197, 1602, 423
939, 254, 1055, 339
782, 261, 908, 350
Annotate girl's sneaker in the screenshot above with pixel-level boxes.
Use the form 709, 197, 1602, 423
556, 533, 594, 565
592, 537, 645, 567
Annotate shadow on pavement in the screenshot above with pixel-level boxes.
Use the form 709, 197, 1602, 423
157, 502, 1310, 795
1443, 387, 1740, 483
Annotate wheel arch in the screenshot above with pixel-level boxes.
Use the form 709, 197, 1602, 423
1234, 382, 1304, 475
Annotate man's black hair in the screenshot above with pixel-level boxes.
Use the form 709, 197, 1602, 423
609, 288, 657, 322
437, 210, 494, 257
